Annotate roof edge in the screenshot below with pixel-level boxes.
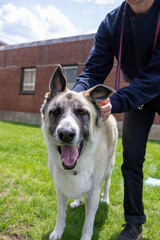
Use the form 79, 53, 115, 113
0, 33, 95, 51
0, 40, 9, 46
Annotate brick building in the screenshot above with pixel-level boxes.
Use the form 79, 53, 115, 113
0, 34, 159, 139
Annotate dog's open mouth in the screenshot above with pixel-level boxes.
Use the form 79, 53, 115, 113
58, 141, 84, 170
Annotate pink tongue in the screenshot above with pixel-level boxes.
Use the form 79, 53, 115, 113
61, 145, 79, 166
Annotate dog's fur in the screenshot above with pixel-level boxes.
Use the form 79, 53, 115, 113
41, 65, 118, 240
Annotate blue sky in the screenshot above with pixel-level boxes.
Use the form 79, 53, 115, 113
0, 0, 123, 45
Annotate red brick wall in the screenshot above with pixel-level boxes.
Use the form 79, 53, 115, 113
0, 39, 95, 114
0, 36, 159, 125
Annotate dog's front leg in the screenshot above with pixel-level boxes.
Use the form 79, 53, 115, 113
49, 187, 67, 240
81, 187, 101, 240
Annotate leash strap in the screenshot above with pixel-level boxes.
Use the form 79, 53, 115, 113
115, 3, 160, 91
153, 11, 160, 52
115, 2, 127, 91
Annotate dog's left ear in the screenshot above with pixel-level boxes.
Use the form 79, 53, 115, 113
49, 65, 67, 97
85, 84, 116, 127
88, 84, 116, 103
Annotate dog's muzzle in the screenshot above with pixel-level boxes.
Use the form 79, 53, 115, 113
55, 117, 85, 170
58, 140, 84, 170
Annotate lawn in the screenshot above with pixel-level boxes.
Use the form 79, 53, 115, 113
0, 120, 160, 240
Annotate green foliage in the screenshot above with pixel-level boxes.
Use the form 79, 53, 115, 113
0, 121, 160, 239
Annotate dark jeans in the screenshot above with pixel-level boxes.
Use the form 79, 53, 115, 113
122, 95, 160, 225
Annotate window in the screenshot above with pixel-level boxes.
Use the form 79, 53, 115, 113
21, 68, 36, 92
62, 66, 78, 89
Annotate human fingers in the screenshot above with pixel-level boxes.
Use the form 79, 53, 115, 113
100, 98, 112, 121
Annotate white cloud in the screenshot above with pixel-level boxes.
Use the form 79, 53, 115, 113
35, 5, 77, 39
87, 28, 97, 34
95, 0, 115, 4
0, 4, 43, 43
0, 3, 78, 44
71, 0, 85, 2
71, 0, 116, 4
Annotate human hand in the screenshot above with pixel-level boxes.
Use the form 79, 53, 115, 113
99, 98, 112, 121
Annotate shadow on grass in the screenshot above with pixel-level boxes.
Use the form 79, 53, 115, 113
42, 230, 151, 240
42, 231, 50, 240
108, 232, 151, 240
108, 233, 150, 240
42, 202, 109, 240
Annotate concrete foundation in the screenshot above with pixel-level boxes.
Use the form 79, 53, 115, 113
0, 110, 41, 125
117, 121, 160, 141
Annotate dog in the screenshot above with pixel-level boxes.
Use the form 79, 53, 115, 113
41, 65, 118, 240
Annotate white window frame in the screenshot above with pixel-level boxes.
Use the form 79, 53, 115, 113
21, 68, 36, 92
62, 65, 78, 89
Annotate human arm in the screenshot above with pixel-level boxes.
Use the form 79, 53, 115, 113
110, 45, 160, 113
72, 18, 114, 92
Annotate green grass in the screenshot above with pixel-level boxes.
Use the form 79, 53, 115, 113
0, 120, 160, 240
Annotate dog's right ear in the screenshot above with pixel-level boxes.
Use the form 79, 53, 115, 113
44, 65, 67, 101
41, 65, 67, 115
49, 65, 67, 97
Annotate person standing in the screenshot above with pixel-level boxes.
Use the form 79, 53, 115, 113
73, 0, 160, 239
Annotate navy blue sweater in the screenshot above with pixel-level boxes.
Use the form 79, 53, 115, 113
73, 0, 160, 113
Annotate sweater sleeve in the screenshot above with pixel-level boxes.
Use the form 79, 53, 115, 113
72, 18, 114, 92
110, 45, 160, 113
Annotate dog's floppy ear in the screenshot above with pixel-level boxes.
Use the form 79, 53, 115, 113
49, 65, 67, 97
85, 84, 116, 127
88, 84, 116, 103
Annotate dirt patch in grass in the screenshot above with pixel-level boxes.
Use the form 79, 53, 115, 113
0, 189, 8, 198
0, 234, 26, 240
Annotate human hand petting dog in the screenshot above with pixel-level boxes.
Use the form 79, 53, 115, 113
99, 98, 112, 121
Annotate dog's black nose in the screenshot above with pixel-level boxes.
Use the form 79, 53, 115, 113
58, 128, 76, 142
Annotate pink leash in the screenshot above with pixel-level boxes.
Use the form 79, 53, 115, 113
115, 3, 160, 91
153, 11, 160, 52
115, 2, 127, 91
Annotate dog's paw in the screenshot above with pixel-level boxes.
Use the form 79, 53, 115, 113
101, 193, 109, 204
49, 230, 61, 240
70, 199, 82, 208
101, 198, 109, 204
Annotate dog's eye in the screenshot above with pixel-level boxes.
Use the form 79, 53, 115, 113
76, 109, 87, 115
49, 108, 61, 117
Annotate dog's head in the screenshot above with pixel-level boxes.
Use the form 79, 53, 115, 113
41, 65, 115, 170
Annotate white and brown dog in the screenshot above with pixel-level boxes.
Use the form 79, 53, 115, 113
41, 65, 118, 240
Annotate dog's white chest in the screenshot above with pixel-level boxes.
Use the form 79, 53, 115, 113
53, 166, 94, 199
